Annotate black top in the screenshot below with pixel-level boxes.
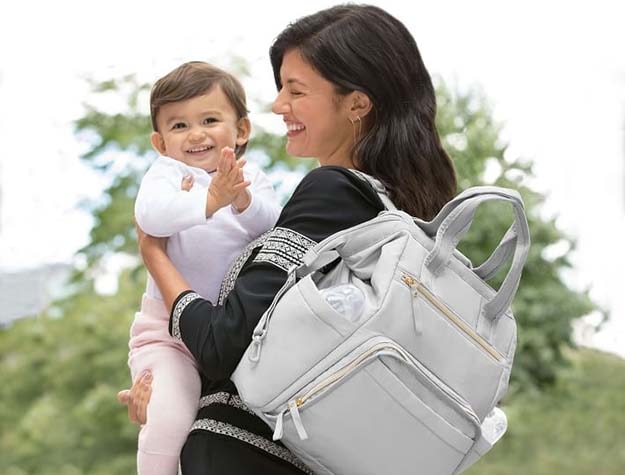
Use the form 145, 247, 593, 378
168, 166, 384, 473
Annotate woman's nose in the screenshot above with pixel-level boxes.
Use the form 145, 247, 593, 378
271, 88, 288, 115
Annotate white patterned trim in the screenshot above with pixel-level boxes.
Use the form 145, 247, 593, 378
190, 418, 313, 474
229, 395, 257, 415
218, 230, 272, 305
253, 227, 316, 272
171, 292, 201, 341
199, 392, 256, 416
200, 392, 230, 406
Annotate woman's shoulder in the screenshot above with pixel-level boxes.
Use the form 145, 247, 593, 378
281, 166, 385, 219
269, 166, 385, 250
295, 166, 382, 204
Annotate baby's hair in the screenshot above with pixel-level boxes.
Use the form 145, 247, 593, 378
150, 62, 249, 156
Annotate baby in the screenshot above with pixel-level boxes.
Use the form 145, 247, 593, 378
127, 61, 281, 474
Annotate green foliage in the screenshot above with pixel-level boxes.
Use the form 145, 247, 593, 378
0, 73, 604, 474
0, 271, 143, 475
77, 75, 153, 162
466, 348, 625, 475
73, 75, 152, 278
76, 172, 143, 279
249, 129, 310, 171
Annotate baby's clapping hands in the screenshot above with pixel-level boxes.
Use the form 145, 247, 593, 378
205, 147, 251, 216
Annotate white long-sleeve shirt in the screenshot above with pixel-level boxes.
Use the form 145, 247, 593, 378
135, 155, 282, 302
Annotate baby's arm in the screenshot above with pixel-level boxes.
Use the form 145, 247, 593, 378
232, 189, 251, 213
135, 159, 209, 237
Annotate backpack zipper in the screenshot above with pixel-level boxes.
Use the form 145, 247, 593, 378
401, 273, 505, 363
273, 345, 391, 441
294, 343, 387, 408
271, 339, 480, 441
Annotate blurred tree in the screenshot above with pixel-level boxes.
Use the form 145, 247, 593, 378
434, 82, 599, 392
0, 270, 141, 474
0, 73, 599, 474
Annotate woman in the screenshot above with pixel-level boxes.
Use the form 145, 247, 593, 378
123, 4, 457, 474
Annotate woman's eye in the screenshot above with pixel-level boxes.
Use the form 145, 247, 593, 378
203, 117, 217, 125
290, 90, 303, 97
172, 122, 186, 130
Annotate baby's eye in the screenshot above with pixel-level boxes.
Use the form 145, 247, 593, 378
172, 122, 186, 130
203, 117, 218, 125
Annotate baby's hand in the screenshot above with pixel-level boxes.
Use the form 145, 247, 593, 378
206, 147, 251, 215
181, 174, 194, 191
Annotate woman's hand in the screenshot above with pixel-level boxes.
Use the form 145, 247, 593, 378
117, 371, 153, 425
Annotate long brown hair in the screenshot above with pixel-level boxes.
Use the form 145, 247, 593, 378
270, 5, 457, 219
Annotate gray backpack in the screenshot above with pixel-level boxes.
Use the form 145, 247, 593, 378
232, 175, 530, 475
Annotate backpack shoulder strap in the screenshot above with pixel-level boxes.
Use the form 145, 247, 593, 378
348, 169, 397, 211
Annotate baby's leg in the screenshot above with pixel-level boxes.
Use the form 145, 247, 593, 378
130, 345, 201, 475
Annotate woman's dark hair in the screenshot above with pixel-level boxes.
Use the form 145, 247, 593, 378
270, 4, 457, 219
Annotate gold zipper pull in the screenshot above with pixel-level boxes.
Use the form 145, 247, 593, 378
402, 273, 423, 334
402, 274, 419, 297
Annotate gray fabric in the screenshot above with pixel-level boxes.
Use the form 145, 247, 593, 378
233, 186, 530, 475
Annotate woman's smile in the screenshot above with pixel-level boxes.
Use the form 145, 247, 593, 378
286, 121, 305, 138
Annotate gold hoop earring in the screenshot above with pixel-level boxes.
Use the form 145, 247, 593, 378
349, 115, 362, 143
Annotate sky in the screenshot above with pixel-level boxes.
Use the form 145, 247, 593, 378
0, 0, 624, 355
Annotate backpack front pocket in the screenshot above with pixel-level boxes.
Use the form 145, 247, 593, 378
396, 270, 510, 418
265, 337, 480, 475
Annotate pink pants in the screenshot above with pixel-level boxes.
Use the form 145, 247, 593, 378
128, 294, 201, 475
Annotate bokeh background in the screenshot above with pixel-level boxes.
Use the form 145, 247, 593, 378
1, 1, 624, 473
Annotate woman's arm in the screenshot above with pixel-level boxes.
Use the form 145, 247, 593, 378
136, 223, 191, 311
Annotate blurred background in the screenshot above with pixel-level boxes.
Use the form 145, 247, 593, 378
1, 1, 624, 473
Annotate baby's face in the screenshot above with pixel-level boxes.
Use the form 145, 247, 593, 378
152, 86, 246, 172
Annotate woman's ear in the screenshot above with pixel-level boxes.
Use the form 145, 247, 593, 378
150, 132, 167, 155
235, 117, 252, 147
349, 91, 373, 120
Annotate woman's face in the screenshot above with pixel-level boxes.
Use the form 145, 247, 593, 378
272, 49, 354, 167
